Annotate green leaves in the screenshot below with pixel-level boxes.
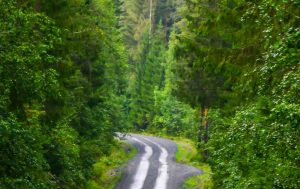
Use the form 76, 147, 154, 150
152, 89, 197, 138
0, 114, 54, 189
169, 0, 300, 188
1, 0, 129, 188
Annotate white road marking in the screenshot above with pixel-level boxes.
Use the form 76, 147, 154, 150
129, 137, 153, 189
142, 137, 169, 189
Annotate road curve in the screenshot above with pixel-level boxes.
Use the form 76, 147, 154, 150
116, 134, 203, 189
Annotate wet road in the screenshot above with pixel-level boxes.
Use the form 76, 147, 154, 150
116, 134, 203, 189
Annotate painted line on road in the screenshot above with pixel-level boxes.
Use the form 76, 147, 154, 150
142, 137, 169, 189
129, 137, 153, 189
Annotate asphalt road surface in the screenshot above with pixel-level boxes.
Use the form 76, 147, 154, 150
116, 134, 203, 189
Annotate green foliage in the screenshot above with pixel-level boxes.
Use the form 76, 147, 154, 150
128, 24, 167, 130
0, 114, 54, 188
169, 0, 300, 188
152, 89, 197, 138
126, 19, 199, 138
0, 0, 129, 188
208, 100, 300, 188
0, 1, 61, 187
87, 142, 137, 189
171, 137, 213, 189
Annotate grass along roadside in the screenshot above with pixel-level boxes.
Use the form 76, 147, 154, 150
168, 136, 213, 189
86, 140, 136, 189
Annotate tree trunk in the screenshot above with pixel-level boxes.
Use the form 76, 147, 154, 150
149, 0, 153, 35
197, 107, 204, 148
203, 108, 209, 143
203, 107, 209, 161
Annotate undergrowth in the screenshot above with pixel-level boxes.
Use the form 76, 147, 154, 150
86, 140, 136, 189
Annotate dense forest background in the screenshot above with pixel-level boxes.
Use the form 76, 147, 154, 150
1, 0, 299, 188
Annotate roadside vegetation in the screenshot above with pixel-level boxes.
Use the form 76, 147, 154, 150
1, 1, 128, 188
87, 141, 136, 189
170, 137, 213, 189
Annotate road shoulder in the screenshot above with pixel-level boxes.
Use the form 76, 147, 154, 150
87, 140, 137, 189
170, 137, 213, 189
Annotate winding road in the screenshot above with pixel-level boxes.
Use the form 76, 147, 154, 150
116, 134, 203, 189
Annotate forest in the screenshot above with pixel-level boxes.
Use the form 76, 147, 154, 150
0, 0, 299, 188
